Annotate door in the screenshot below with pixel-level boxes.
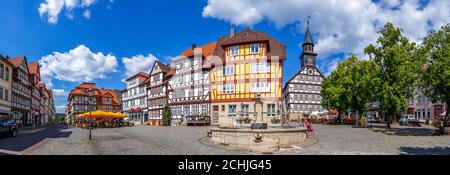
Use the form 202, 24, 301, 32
212, 106, 219, 125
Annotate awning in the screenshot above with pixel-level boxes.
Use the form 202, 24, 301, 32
0, 109, 13, 115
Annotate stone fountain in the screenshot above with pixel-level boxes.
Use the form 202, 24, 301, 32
210, 94, 307, 153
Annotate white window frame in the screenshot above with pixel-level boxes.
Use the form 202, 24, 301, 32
222, 84, 235, 94
230, 46, 240, 56
222, 65, 234, 76
250, 44, 260, 54
250, 63, 270, 74
250, 82, 270, 93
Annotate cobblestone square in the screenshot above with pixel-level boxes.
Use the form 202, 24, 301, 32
1, 124, 449, 155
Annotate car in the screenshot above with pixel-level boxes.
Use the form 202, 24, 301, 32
0, 118, 18, 137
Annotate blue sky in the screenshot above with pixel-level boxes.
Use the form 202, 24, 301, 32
0, 0, 448, 113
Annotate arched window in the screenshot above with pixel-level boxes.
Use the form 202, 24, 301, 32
0, 64, 4, 80
5, 67, 9, 81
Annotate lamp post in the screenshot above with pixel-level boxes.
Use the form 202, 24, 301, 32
89, 88, 94, 140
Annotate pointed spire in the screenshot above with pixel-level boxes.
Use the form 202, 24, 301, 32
303, 16, 313, 46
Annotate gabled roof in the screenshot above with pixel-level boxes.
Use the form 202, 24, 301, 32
125, 72, 149, 81
165, 67, 176, 77
28, 62, 40, 76
0, 55, 14, 67
154, 61, 171, 74
283, 65, 325, 91
181, 42, 217, 58
213, 29, 286, 62
7, 56, 26, 68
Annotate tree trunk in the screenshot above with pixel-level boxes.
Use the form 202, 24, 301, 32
386, 113, 391, 129
439, 103, 449, 135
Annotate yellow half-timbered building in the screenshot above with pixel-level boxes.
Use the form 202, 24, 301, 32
208, 28, 286, 126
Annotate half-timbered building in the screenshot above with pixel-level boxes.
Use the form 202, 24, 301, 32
122, 72, 149, 125
8, 56, 32, 127
147, 61, 172, 126
168, 43, 216, 125
209, 28, 285, 126
284, 21, 325, 119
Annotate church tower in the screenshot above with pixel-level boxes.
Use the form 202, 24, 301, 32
300, 18, 318, 68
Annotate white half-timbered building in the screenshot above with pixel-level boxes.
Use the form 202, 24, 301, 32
168, 43, 216, 125
284, 21, 325, 119
147, 61, 172, 126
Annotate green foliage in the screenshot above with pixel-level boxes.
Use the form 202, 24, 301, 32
55, 113, 66, 122
162, 105, 172, 126
420, 24, 450, 133
321, 55, 377, 121
364, 23, 421, 126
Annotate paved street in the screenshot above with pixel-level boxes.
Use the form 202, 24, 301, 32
278, 124, 450, 155
0, 124, 72, 155
1, 124, 449, 155
32, 125, 252, 155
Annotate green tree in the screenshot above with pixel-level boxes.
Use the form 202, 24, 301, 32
364, 23, 421, 129
420, 24, 450, 135
162, 105, 172, 126
322, 55, 377, 126
322, 66, 348, 120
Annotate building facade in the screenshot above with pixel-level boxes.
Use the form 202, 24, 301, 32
0, 55, 13, 119
284, 22, 325, 119
67, 83, 121, 122
147, 61, 171, 126
8, 56, 32, 127
28, 62, 43, 126
209, 28, 285, 126
168, 43, 215, 125
122, 73, 149, 125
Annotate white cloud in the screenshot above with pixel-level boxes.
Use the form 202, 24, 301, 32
202, 0, 450, 59
39, 45, 118, 87
122, 54, 157, 77
82, 9, 91, 19
39, 0, 98, 24
53, 89, 69, 98
56, 105, 67, 113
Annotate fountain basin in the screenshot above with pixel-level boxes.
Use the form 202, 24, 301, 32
211, 127, 307, 151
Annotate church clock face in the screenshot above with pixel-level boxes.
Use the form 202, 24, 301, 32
307, 68, 314, 75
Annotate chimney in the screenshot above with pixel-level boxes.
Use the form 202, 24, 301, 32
191, 44, 197, 50
230, 28, 237, 38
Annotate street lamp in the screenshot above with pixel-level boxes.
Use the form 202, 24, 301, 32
89, 88, 94, 140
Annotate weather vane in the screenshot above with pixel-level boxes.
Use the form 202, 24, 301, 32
307, 16, 311, 26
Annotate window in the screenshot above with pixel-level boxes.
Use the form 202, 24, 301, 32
183, 105, 190, 116
241, 104, 249, 116
221, 105, 225, 112
198, 89, 203, 97
250, 44, 260, 54
222, 84, 235, 94
0, 64, 3, 80
5, 67, 9, 81
250, 63, 270, 74
189, 89, 194, 97
0, 87, 2, 100
229, 105, 237, 116
267, 104, 276, 117
250, 82, 269, 92
230, 46, 240, 56
201, 105, 208, 115
222, 65, 234, 76
192, 105, 199, 115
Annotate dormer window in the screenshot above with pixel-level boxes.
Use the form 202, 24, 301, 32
250, 44, 260, 54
